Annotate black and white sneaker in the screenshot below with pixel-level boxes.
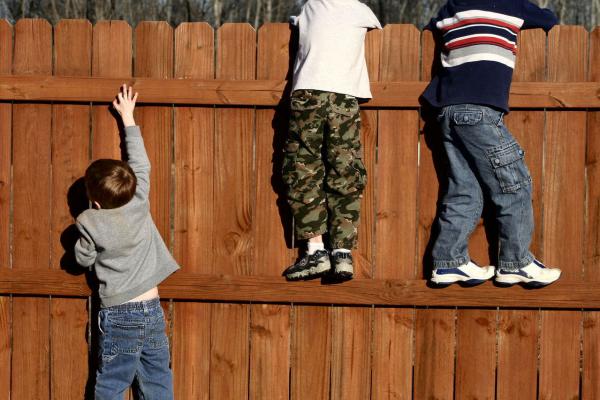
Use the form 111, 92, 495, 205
284, 250, 331, 281
495, 259, 561, 287
431, 261, 495, 286
331, 251, 353, 281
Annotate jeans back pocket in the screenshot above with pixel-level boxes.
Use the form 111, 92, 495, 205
486, 141, 531, 193
453, 111, 483, 125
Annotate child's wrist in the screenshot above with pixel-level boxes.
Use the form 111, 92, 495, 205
121, 114, 136, 127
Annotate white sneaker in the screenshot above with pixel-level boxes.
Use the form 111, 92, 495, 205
495, 259, 561, 287
431, 261, 495, 286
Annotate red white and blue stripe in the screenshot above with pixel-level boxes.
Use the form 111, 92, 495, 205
437, 10, 524, 68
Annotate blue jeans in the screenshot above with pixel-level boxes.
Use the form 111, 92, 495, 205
95, 298, 173, 400
431, 104, 535, 271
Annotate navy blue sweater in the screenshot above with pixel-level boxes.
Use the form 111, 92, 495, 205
422, 0, 558, 113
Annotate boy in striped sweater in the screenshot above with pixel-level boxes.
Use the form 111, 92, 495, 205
423, 0, 562, 287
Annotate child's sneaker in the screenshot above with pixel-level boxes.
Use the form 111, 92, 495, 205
495, 259, 561, 287
284, 250, 331, 281
331, 251, 353, 281
431, 261, 495, 286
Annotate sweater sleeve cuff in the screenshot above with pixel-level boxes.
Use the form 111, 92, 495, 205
125, 126, 142, 137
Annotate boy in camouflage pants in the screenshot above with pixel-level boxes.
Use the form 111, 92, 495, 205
283, 0, 381, 281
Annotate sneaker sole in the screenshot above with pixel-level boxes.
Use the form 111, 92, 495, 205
495, 274, 560, 287
285, 263, 331, 281
431, 272, 494, 286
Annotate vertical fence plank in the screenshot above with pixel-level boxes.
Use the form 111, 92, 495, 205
92, 21, 132, 160
292, 306, 332, 400
454, 309, 496, 399
330, 306, 372, 400
50, 19, 92, 400
250, 23, 292, 400
371, 24, 419, 400
0, 19, 12, 400
329, 27, 382, 400
134, 21, 173, 242
172, 22, 214, 400
496, 29, 546, 400
415, 29, 456, 400
91, 21, 132, 400
540, 25, 588, 400
583, 27, 600, 400
11, 18, 52, 400
497, 310, 539, 400
210, 23, 255, 400
355, 27, 382, 278
414, 309, 455, 399
134, 24, 175, 374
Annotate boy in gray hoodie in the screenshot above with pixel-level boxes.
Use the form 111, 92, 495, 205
75, 84, 179, 399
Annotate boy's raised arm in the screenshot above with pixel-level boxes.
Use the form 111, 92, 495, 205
74, 221, 97, 267
112, 84, 151, 199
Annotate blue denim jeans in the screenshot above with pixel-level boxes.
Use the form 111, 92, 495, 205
431, 104, 535, 271
95, 298, 174, 400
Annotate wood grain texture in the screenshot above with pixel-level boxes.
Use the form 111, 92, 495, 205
6, 270, 600, 308
583, 312, 600, 400
583, 27, 600, 400
291, 306, 331, 400
11, 19, 52, 400
355, 27, 382, 278
50, 19, 92, 400
249, 304, 291, 400
497, 310, 539, 400
376, 24, 419, 280
172, 22, 214, 400
372, 24, 419, 400
372, 307, 413, 400
250, 23, 291, 400
134, 21, 173, 242
171, 300, 211, 400
1, 76, 599, 108
454, 309, 496, 399
539, 311, 581, 399
415, 29, 456, 400
328, 26, 382, 400
0, 296, 10, 400
330, 307, 372, 400
0, 21, 12, 400
210, 23, 255, 400
496, 29, 546, 400
92, 21, 132, 160
0, 20, 11, 271
210, 303, 249, 400
540, 26, 587, 400
414, 309, 455, 400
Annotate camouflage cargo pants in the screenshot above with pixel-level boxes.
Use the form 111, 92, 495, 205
282, 89, 366, 249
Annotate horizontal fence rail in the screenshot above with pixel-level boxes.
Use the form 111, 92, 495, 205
2, 269, 600, 308
0, 76, 599, 108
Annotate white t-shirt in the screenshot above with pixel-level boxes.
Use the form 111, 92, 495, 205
291, 0, 382, 99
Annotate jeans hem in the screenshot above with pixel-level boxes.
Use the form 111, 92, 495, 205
433, 257, 469, 269
498, 253, 535, 271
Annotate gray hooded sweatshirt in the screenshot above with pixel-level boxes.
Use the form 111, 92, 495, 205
74, 126, 180, 307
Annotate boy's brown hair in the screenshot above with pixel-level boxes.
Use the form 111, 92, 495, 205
84, 159, 137, 209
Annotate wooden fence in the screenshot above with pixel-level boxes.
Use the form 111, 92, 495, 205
0, 18, 599, 400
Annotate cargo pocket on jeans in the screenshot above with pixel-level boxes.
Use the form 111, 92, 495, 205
486, 141, 531, 193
